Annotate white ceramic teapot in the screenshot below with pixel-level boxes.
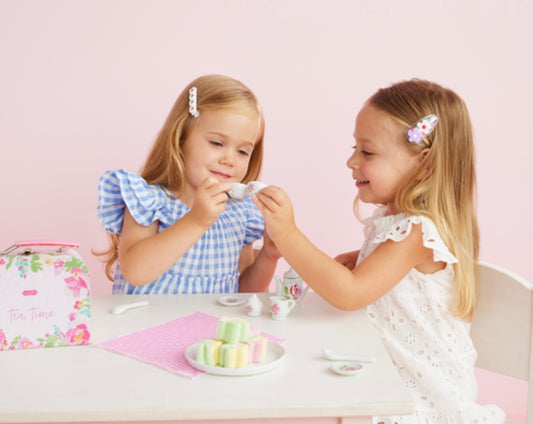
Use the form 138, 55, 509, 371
274, 268, 309, 302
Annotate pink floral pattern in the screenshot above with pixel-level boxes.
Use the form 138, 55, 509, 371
289, 284, 303, 300
0, 251, 91, 350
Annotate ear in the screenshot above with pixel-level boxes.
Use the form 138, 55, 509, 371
416, 148, 432, 181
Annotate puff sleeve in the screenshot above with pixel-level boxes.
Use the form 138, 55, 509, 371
97, 169, 174, 234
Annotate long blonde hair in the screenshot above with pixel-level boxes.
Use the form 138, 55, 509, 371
367, 79, 479, 321
97, 74, 265, 280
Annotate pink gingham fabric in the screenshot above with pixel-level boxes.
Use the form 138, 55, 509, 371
96, 312, 284, 378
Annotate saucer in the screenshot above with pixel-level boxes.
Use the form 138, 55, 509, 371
217, 295, 245, 307
330, 361, 364, 376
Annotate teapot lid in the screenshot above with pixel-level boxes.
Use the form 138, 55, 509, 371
284, 268, 300, 278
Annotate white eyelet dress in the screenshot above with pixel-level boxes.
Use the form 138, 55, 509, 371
358, 210, 505, 424
97, 170, 264, 295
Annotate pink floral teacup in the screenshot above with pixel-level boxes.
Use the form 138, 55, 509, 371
269, 296, 296, 320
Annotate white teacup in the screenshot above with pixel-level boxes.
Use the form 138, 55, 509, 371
269, 296, 296, 320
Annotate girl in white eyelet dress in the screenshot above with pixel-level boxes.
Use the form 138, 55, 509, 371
254, 79, 505, 423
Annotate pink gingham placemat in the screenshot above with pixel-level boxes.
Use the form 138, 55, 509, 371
96, 311, 285, 378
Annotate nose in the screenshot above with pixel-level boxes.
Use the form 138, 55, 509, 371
346, 150, 359, 170
220, 150, 235, 167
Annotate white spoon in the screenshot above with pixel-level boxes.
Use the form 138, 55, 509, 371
111, 300, 149, 315
323, 348, 376, 363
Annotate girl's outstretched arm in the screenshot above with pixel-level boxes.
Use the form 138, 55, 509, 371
253, 186, 437, 310
118, 177, 231, 286
334, 250, 360, 270
238, 232, 281, 292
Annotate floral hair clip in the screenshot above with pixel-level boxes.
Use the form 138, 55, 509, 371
188, 86, 199, 118
407, 114, 439, 144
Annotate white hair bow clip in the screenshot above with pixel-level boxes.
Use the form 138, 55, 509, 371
189, 87, 200, 118
407, 114, 438, 144
227, 181, 268, 199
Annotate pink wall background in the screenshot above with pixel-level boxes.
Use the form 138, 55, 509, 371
1, 1, 531, 420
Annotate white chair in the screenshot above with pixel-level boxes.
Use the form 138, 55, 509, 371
471, 261, 533, 424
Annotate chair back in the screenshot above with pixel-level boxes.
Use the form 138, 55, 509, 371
471, 261, 533, 423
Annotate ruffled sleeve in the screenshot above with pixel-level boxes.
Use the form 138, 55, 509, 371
97, 169, 175, 234
372, 213, 458, 264
240, 197, 265, 245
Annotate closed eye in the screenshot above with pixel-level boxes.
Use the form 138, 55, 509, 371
238, 149, 252, 157
352, 145, 374, 156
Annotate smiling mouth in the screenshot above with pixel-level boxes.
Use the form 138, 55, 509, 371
356, 179, 369, 185
211, 171, 231, 180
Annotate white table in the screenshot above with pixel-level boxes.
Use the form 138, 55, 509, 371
0, 292, 413, 423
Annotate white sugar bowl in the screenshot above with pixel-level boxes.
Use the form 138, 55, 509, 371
245, 294, 263, 316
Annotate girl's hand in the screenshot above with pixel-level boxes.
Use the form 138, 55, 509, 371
253, 186, 297, 245
189, 177, 231, 228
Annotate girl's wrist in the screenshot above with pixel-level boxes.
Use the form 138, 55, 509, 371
273, 225, 298, 251
261, 243, 282, 261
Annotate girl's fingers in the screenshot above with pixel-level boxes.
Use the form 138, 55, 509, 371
215, 191, 230, 205
217, 182, 232, 195
259, 185, 283, 201
200, 177, 231, 199
253, 192, 278, 214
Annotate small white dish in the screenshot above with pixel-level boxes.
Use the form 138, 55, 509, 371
185, 342, 286, 376
217, 295, 245, 307
331, 361, 364, 376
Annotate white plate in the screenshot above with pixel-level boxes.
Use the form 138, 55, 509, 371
217, 295, 246, 307
331, 361, 364, 376
185, 342, 286, 376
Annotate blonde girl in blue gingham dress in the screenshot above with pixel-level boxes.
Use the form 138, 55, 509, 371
96, 75, 279, 295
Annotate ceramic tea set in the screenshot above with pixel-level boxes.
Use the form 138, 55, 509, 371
244, 268, 309, 320
227, 181, 310, 319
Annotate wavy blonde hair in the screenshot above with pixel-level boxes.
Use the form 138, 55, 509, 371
364, 79, 479, 321
96, 74, 265, 280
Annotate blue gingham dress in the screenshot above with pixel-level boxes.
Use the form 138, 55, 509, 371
97, 169, 264, 294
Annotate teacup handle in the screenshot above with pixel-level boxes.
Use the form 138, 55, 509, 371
287, 299, 296, 310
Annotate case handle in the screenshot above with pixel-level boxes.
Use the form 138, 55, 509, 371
2, 240, 80, 255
